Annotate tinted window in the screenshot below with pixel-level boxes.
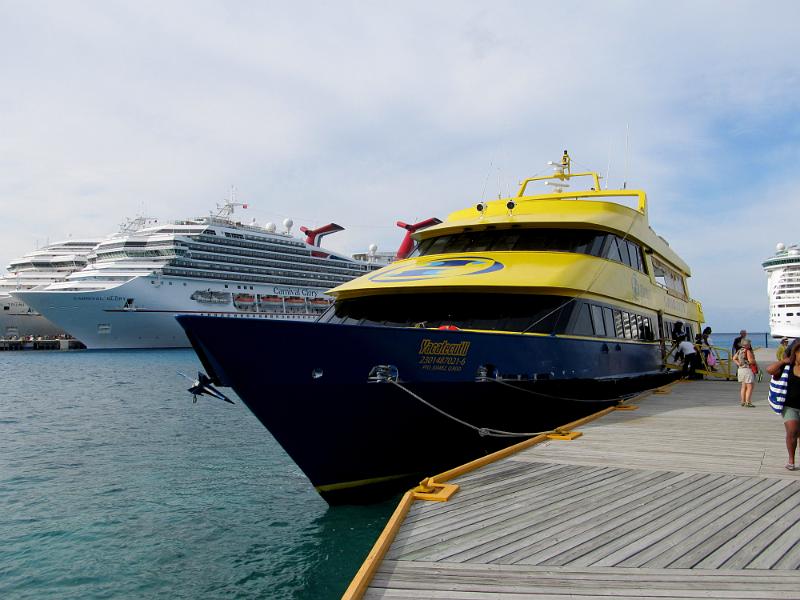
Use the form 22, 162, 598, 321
603, 307, 616, 338
613, 310, 624, 337
591, 305, 606, 337
621, 312, 632, 339
617, 237, 632, 267
635, 314, 644, 339
643, 317, 653, 340
572, 303, 593, 336
417, 228, 607, 257
606, 236, 622, 262
627, 241, 642, 272
319, 293, 571, 334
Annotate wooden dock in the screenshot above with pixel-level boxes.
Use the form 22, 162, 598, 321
354, 372, 800, 598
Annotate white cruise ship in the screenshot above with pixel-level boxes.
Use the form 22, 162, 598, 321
13, 200, 383, 349
1, 238, 102, 338
763, 242, 800, 338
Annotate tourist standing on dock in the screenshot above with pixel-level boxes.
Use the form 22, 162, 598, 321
766, 344, 800, 470
732, 329, 747, 355
733, 338, 757, 407
777, 337, 790, 361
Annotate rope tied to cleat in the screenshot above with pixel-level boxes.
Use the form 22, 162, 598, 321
488, 378, 642, 403
386, 378, 602, 438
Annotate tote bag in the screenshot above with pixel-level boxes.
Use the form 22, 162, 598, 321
769, 365, 790, 415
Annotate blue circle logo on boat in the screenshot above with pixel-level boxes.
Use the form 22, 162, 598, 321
369, 256, 504, 283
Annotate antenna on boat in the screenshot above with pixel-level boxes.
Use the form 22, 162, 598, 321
623, 124, 630, 189
543, 150, 573, 192
480, 160, 493, 203
215, 186, 248, 219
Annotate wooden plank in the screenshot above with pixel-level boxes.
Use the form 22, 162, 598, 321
368, 561, 800, 598
377, 560, 800, 583
512, 473, 744, 566
632, 479, 790, 568
396, 470, 688, 563
663, 480, 798, 568
389, 465, 620, 554
456, 472, 703, 565
392, 465, 634, 550
394, 465, 653, 547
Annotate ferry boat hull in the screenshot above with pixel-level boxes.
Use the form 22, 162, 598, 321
177, 315, 674, 504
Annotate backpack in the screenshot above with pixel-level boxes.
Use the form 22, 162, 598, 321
769, 365, 790, 415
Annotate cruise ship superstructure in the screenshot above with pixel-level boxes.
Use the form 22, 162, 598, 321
1, 239, 101, 338
14, 200, 383, 349
764, 242, 800, 338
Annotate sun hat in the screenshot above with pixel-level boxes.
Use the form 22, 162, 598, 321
740, 338, 752, 348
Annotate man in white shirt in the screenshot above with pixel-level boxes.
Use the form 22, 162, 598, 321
676, 336, 700, 378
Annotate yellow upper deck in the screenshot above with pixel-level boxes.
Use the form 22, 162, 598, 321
330, 164, 693, 308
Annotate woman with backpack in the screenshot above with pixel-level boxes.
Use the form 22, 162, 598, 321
733, 338, 758, 407
767, 343, 800, 470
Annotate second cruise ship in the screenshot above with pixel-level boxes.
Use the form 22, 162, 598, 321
1, 238, 101, 338
764, 242, 800, 338
14, 198, 385, 349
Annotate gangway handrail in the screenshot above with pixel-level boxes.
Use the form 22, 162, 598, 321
663, 341, 736, 381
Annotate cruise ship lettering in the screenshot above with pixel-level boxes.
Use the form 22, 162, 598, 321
272, 287, 319, 298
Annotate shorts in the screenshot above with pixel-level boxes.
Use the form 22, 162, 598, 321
783, 406, 800, 422
737, 367, 754, 384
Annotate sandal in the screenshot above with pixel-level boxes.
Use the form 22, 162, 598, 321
746, 403, 755, 407
786, 463, 796, 471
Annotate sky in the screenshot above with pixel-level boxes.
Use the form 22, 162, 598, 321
2, 0, 800, 332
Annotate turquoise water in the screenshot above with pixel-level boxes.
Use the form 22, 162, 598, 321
707, 332, 776, 352
0, 350, 396, 599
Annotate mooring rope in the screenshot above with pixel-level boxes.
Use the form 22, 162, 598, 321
488, 378, 640, 403
387, 379, 551, 438
387, 379, 629, 438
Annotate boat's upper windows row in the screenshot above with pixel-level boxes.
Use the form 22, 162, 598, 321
569, 301, 654, 341
317, 292, 656, 340
651, 257, 686, 297
318, 293, 571, 333
410, 228, 647, 273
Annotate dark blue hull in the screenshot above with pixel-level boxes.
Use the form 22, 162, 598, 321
177, 316, 675, 503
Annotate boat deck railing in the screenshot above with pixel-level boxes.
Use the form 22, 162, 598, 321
663, 342, 741, 382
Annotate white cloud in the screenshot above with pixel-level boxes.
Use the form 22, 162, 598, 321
2, 0, 800, 331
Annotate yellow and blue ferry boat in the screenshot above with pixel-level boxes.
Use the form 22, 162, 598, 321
177, 153, 704, 503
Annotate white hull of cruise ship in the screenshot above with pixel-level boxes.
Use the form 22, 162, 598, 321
13, 276, 326, 349
766, 265, 800, 339
0, 293, 65, 338
764, 244, 800, 339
